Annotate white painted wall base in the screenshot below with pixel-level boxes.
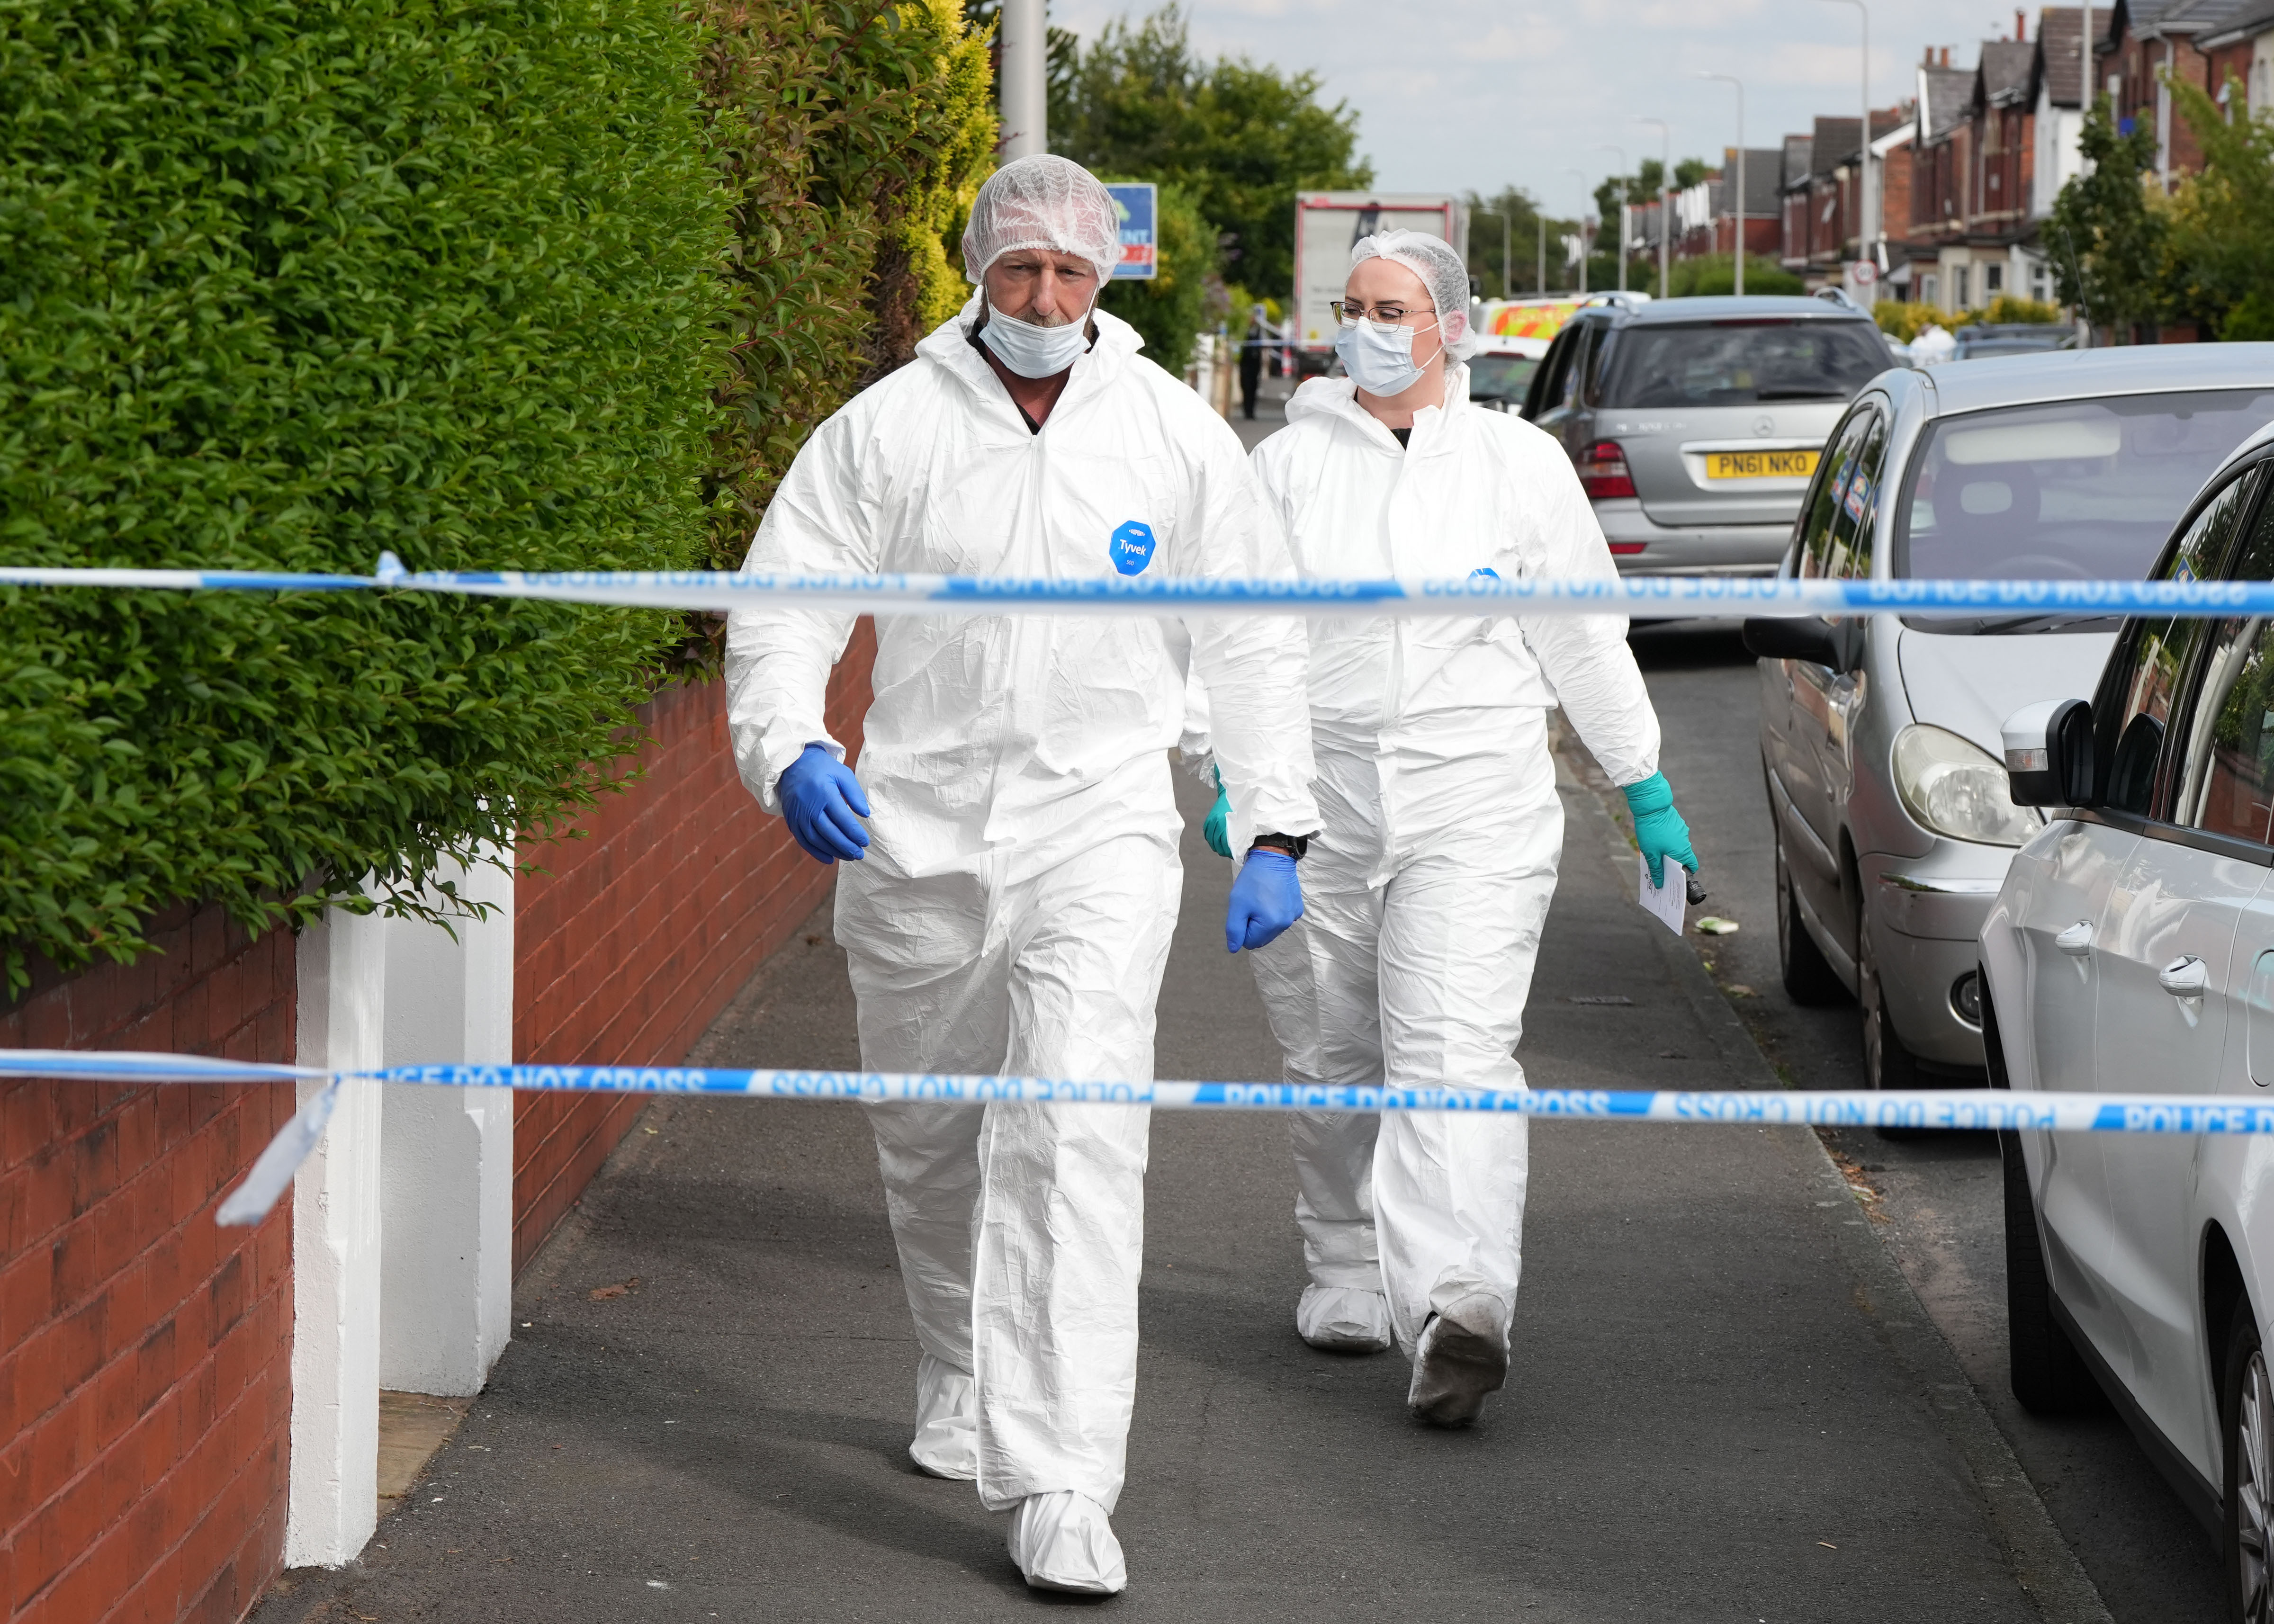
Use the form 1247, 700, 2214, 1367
379, 853, 515, 1396
286, 907, 387, 1569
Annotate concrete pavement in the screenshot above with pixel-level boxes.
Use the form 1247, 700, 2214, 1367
252, 739, 2101, 1622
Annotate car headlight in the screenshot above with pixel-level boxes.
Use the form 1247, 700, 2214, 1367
1891, 724, 2045, 847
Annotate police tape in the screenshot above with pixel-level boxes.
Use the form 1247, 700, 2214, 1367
5, 552, 2274, 620
3, 1048, 2267, 1228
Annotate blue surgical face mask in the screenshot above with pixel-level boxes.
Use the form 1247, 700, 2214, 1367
980, 301, 1094, 378
1335, 314, 1442, 397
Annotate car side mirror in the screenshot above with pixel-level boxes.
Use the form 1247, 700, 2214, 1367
1741, 616, 1862, 673
2001, 698, 2096, 808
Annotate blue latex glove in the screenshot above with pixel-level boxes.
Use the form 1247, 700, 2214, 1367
1621, 771, 1698, 888
778, 743, 871, 864
1225, 850, 1303, 952
1203, 766, 1233, 860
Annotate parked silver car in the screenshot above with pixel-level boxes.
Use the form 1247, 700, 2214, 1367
1982, 411, 2274, 1607
1744, 348, 2274, 1101
1521, 294, 1889, 575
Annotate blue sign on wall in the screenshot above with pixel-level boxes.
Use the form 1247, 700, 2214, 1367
1106, 183, 1158, 281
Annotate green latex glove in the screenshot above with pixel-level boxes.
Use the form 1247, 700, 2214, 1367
1621, 771, 1698, 888
1204, 766, 1233, 860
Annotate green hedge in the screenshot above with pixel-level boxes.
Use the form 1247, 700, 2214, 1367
0, 0, 729, 992
698, 0, 994, 569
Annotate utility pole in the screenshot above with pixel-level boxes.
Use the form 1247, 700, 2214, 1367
1568, 169, 1591, 295
1821, 0, 1873, 288
1637, 117, 1672, 297
1696, 72, 1746, 295
1598, 144, 1629, 292
998, 0, 1047, 158
1537, 213, 1546, 294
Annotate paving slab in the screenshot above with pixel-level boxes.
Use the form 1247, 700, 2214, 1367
252, 752, 2080, 1623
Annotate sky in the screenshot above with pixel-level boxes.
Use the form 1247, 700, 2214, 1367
1050, 0, 2044, 215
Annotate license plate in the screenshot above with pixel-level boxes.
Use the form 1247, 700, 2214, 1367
1706, 449, 1819, 480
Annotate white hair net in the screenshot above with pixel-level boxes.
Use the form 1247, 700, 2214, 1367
962, 155, 1122, 286
1351, 229, 1482, 361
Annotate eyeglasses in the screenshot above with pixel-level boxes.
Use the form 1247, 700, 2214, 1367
1331, 300, 1437, 325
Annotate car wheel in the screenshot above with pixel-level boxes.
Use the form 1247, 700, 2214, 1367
2000, 1127, 2106, 1414
2226, 1305, 2274, 1623
1776, 822, 1848, 1007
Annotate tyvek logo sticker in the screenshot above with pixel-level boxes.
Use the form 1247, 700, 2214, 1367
1110, 520, 1156, 575
1468, 567, 1500, 584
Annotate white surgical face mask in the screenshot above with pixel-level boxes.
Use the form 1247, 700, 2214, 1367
980, 302, 1093, 378
1335, 313, 1441, 397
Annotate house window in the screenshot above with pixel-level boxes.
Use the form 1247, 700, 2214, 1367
1922, 272, 1940, 305
1954, 265, 1971, 308
2031, 260, 2051, 301
1986, 264, 2004, 294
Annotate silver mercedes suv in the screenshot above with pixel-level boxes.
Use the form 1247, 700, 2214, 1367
1522, 294, 1891, 575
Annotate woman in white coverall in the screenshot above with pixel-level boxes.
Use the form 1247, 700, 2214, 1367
722, 155, 1321, 1595
1244, 230, 1698, 1427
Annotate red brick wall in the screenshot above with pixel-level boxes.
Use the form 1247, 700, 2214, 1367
1, 906, 297, 1624
510, 621, 876, 1274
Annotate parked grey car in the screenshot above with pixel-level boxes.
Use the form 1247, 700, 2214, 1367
1521, 295, 1889, 576
1743, 347, 2274, 1099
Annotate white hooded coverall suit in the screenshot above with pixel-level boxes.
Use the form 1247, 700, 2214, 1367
1246, 367, 1661, 1358
724, 298, 1318, 1514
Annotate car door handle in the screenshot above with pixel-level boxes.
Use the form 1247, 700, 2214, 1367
2055, 922, 2094, 955
2159, 956, 2210, 997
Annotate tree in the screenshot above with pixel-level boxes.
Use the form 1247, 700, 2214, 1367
2047, 95, 2168, 341
1048, 5, 1371, 297
2165, 75, 2274, 340
1465, 186, 1571, 295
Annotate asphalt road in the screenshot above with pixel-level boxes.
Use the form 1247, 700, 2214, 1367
1624, 619, 2224, 1622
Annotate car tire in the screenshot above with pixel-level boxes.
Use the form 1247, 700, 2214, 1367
1776, 822, 1847, 1007
2225, 1304, 2274, 1624
2001, 1127, 2107, 1414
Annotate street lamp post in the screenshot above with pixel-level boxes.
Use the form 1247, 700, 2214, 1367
1820, 0, 1873, 288
1636, 117, 1671, 297
1598, 144, 1629, 292
1567, 168, 1592, 295
998, 0, 1047, 157
1537, 213, 1547, 294
1694, 72, 1746, 296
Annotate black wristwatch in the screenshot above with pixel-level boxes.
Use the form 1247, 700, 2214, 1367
1249, 832, 1310, 861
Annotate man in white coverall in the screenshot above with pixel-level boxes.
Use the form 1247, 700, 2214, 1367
723, 155, 1321, 1595
1243, 230, 1699, 1427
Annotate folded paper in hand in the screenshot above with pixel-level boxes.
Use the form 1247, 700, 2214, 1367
1639, 856, 1686, 937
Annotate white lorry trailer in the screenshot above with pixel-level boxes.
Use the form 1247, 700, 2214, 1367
1291, 191, 1468, 359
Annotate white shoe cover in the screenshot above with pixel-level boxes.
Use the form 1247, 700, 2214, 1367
1006, 1490, 1127, 1594
1407, 1292, 1510, 1427
1295, 1284, 1393, 1353
908, 1353, 978, 1480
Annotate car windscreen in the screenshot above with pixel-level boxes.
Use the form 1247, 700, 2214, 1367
1468, 354, 1537, 401
1895, 388, 2274, 631
1597, 319, 1888, 408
